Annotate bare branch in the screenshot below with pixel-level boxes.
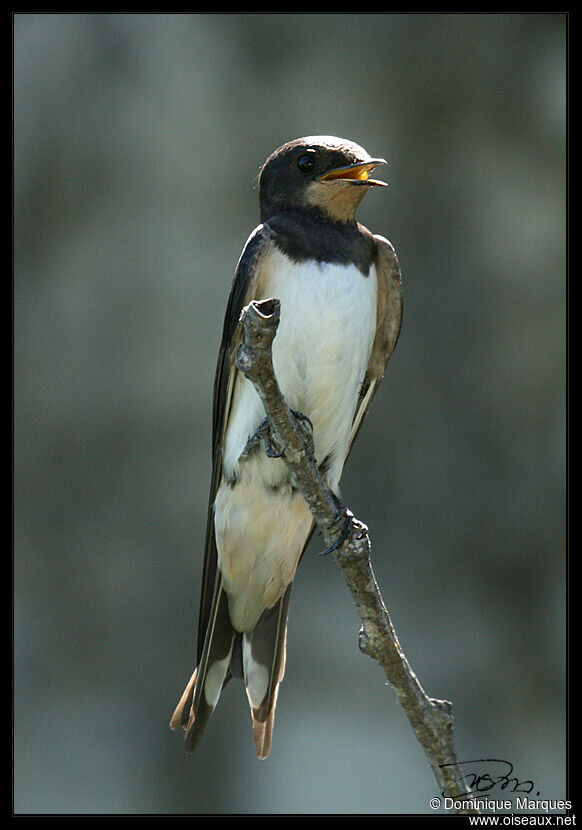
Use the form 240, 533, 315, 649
235, 297, 476, 814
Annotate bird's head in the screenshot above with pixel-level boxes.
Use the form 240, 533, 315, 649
258, 136, 387, 223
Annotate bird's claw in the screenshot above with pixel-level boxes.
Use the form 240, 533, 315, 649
319, 507, 353, 555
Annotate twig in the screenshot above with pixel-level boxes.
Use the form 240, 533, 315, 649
235, 297, 477, 814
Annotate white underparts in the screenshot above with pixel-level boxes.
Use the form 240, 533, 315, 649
215, 248, 378, 632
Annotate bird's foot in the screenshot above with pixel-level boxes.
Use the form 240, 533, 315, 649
319, 505, 353, 556
290, 409, 314, 452
241, 417, 285, 459
241, 410, 313, 461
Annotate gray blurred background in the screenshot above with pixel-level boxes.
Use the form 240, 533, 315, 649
14, 13, 566, 815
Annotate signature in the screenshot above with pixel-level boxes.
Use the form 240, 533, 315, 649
440, 759, 537, 799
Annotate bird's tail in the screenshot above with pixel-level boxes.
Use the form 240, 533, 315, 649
170, 582, 292, 760
170, 583, 234, 752
241, 584, 292, 759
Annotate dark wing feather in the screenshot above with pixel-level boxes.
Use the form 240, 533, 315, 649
171, 224, 275, 744
347, 234, 403, 457
196, 223, 274, 661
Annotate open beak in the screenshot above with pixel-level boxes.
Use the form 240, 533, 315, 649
317, 158, 387, 186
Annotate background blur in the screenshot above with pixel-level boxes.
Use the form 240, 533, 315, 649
14, 14, 566, 815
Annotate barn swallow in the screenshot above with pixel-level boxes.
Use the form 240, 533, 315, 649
170, 136, 403, 759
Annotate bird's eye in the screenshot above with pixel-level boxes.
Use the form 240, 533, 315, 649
297, 152, 316, 174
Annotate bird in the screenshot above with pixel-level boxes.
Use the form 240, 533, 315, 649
170, 135, 403, 759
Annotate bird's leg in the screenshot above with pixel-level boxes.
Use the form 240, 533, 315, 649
241, 411, 314, 461
241, 409, 349, 553
261, 417, 286, 458
289, 410, 314, 452
240, 417, 284, 459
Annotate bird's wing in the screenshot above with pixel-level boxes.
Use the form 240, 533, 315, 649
347, 234, 403, 457
171, 223, 276, 752
196, 223, 275, 661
